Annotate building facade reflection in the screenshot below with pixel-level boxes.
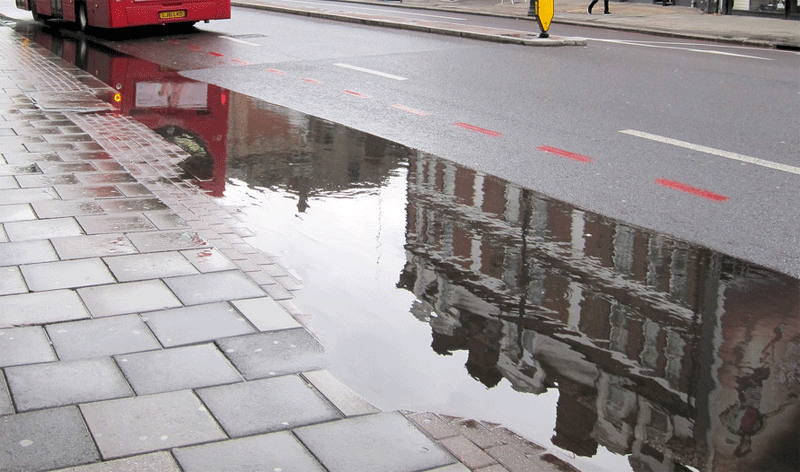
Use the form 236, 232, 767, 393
399, 153, 799, 472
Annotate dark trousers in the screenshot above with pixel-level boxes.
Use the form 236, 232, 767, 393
588, 0, 609, 13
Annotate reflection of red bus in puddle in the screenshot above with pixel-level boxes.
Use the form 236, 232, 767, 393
30, 31, 230, 196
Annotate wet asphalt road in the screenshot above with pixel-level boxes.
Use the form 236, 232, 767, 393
3, 3, 798, 277
90, 5, 800, 278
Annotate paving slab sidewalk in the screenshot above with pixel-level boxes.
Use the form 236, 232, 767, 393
0, 19, 577, 472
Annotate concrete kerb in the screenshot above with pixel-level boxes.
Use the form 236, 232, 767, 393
231, 0, 588, 45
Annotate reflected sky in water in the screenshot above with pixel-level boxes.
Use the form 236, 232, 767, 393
22, 25, 800, 472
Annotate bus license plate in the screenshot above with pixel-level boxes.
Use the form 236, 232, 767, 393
159, 10, 186, 19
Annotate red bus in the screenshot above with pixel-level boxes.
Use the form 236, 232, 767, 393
15, 0, 230, 31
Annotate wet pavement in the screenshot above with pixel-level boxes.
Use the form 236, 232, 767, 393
1, 8, 799, 472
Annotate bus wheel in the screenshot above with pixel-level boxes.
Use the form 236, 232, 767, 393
77, 2, 88, 32
30, 0, 41, 21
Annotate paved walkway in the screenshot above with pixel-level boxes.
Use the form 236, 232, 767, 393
235, 0, 800, 48
0, 17, 577, 472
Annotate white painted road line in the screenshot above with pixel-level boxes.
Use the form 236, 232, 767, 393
621, 129, 800, 176
334, 63, 408, 81
220, 36, 260, 46
593, 39, 773, 60
271, 0, 468, 20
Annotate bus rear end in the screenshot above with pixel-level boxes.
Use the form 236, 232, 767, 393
110, 0, 231, 28
18, 0, 230, 29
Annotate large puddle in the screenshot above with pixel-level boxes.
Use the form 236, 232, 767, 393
19, 24, 800, 472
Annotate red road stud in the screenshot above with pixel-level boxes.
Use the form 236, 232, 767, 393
537, 146, 592, 163
343, 90, 370, 98
454, 122, 501, 137
655, 178, 729, 202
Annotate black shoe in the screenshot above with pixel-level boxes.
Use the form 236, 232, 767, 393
587, 7, 592, 13
604, 10, 610, 13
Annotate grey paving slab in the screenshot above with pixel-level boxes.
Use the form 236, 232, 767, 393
47, 314, 161, 360
126, 230, 210, 253
302, 370, 381, 417
4, 216, 84, 241
0, 175, 19, 189
0, 265, 27, 295
103, 251, 197, 283
0, 406, 100, 471
97, 197, 169, 213
142, 302, 255, 347
6, 357, 133, 412
217, 328, 327, 379
57, 151, 113, 161
0, 289, 90, 328
31, 199, 105, 218
0, 373, 13, 415
196, 375, 341, 437
0, 326, 57, 367
0, 226, 6, 243
115, 183, 153, 197
0, 239, 59, 266
52, 451, 181, 472
49, 451, 182, 472
428, 464, 471, 472
439, 435, 497, 470
0, 163, 39, 175
76, 172, 137, 185
295, 412, 457, 472
1, 152, 61, 164
164, 270, 266, 305
0, 187, 59, 204
77, 280, 182, 318
75, 213, 158, 234
37, 161, 97, 173
54, 184, 124, 200
16, 173, 80, 187
51, 233, 138, 259
231, 296, 302, 331
115, 343, 242, 395
145, 211, 189, 230
406, 412, 460, 440
21, 258, 115, 291
0, 203, 36, 222
80, 390, 227, 459
174, 431, 326, 472
181, 247, 237, 273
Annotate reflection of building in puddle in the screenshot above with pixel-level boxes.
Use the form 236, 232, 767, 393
398, 153, 799, 472
224, 93, 409, 212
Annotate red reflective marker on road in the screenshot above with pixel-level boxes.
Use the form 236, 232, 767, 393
208, 51, 224, 57
454, 122, 501, 137
301, 78, 321, 85
537, 145, 592, 163
343, 90, 370, 98
232, 59, 250, 65
655, 179, 729, 202
266, 69, 285, 76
